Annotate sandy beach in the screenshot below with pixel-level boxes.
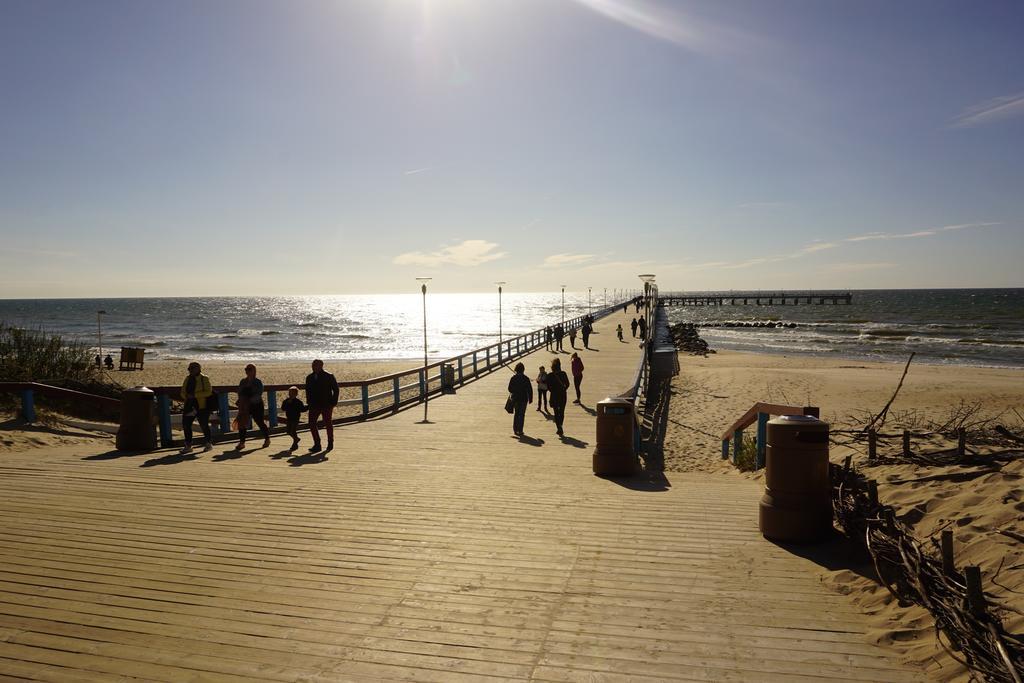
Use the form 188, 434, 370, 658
662, 350, 1024, 680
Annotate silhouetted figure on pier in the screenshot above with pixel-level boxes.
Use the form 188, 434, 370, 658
581, 321, 592, 349
507, 362, 533, 437
617, 324, 624, 341
179, 361, 213, 454
569, 326, 577, 349
281, 386, 308, 451
638, 316, 647, 341
237, 364, 271, 450
306, 359, 339, 453
536, 365, 548, 412
547, 358, 570, 437
570, 352, 584, 403
630, 318, 638, 337
555, 324, 565, 351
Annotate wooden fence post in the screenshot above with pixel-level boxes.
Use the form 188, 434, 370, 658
361, 385, 369, 416
902, 430, 911, 457
732, 429, 743, 464
868, 429, 877, 461
756, 412, 768, 469
267, 390, 278, 428
721, 440, 729, 460
964, 566, 985, 616
392, 377, 401, 409
957, 428, 966, 457
20, 389, 35, 424
941, 529, 955, 577
157, 394, 172, 447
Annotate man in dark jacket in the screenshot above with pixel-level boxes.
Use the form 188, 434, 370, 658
305, 359, 339, 453
507, 362, 533, 436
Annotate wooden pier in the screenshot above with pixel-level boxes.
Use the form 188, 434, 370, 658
661, 292, 853, 306
0, 309, 921, 682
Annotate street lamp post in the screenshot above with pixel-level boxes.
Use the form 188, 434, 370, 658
97, 310, 107, 372
415, 277, 432, 423
588, 287, 592, 315
495, 281, 506, 362
560, 285, 566, 328
639, 274, 656, 343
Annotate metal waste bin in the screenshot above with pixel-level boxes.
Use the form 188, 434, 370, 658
116, 386, 157, 451
593, 397, 638, 476
441, 363, 456, 395
759, 415, 832, 542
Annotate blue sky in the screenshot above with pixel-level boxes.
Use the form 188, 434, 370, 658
1, 0, 1022, 297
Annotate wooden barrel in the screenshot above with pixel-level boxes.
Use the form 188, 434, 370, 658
759, 415, 832, 542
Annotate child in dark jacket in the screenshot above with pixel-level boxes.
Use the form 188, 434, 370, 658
281, 386, 308, 451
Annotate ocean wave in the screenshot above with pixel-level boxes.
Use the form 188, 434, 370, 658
957, 338, 1024, 347
260, 330, 280, 336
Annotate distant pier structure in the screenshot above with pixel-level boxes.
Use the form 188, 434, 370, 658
660, 291, 853, 306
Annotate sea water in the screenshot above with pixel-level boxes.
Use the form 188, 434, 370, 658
1, 289, 1021, 368
662, 288, 1023, 368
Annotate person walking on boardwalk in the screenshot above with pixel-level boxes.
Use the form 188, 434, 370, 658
555, 324, 565, 351
281, 386, 308, 451
630, 317, 638, 338
507, 362, 533, 436
179, 361, 214, 454
616, 323, 624, 342
236, 364, 271, 450
305, 359, 339, 453
581, 320, 592, 349
568, 326, 577, 349
570, 352, 585, 404
536, 365, 549, 412
638, 316, 647, 341
547, 357, 570, 436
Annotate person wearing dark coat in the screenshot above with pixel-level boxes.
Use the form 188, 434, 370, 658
546, 357, 571, 436
281, 386, 308, 451
638, 316, 648, 341
507, 362, 533, 436
630, 318, 638, 337
305, 359, 339, 453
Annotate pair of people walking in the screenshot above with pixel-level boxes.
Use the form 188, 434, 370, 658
508, 357, 574, 437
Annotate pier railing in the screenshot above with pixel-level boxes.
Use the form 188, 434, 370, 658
0, 381, 120, 423
721, 402, 820, 469
148, 301, 629, 446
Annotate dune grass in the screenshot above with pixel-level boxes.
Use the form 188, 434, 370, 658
0, 322, 98, 383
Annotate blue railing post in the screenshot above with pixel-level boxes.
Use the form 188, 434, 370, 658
721, 440, 729, 459
392, 377, 400, 409
218, 393, 231, 434
20, 389, 36, 423
267, 390, 278, 428
361, 385, 369, 416
756, 412, 769, 469
732, 429, 743, 464
157, 394, 172, 447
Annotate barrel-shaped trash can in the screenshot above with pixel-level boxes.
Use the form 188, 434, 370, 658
441, 363, 456, 394
116, 386, 157, 451
759, 415, 832, 542
593, 397, 638, 476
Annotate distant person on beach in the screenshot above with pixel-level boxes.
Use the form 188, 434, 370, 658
306, 359, 339, 453
536, 365, 548, 412
95, 354, 101, 368
570, 352, 584, 403
507, 362, 533, 437
617, 324, 624, 341
547, 358, 570, 436
104, 354, 114, 369
179, 361, 213, 454
236, 364, 271, 450
281, 386, 308, 452
630, 318, 638, 337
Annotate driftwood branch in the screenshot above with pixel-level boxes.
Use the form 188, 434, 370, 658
863, 352, 915, 433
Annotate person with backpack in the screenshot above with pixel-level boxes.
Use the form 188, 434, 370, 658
507, 362, 533, 436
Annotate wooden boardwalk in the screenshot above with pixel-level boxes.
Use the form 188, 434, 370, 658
0, 310, 922, 682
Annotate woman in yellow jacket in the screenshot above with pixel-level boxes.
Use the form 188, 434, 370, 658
180, 361, 214, 454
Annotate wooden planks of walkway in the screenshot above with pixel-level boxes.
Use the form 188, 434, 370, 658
0, 310, 922, 682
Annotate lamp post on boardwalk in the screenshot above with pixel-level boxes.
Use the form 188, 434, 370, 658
96, 310, 107, 372
639, 274, 656, 342
587, 287, 592, 315
560, 285, 566, 328
495, 281, 506, 362
415, 277, 432, 424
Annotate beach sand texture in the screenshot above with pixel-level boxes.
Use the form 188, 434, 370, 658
662, 350, 1024, 680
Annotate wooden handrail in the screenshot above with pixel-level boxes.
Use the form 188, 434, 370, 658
0, 382, 120, 408
720, 402, 817, 441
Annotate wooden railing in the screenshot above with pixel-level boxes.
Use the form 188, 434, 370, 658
720, 402, 820, 468
148, 301, 630, 446
0, 382, 120, 423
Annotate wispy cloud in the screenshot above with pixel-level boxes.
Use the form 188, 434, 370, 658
822, 262, 897, 273
571, 0, 767, 58
403, 165, 443, 176
1, 246, 78, 258
845, 222, 999, 243
393, 239, 506, 267
799, 241, 838, 254
949, 92, 1024, 129
542, 253, 595, 268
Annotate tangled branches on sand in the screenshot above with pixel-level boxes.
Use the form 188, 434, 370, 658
832, 464, 1024, 682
